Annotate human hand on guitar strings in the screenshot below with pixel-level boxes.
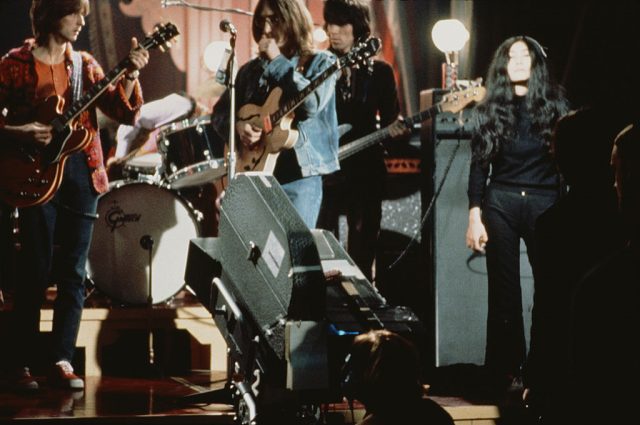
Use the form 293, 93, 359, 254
236, 120, 263, 148
387, 119, 411, 139
11, 122, 54, 147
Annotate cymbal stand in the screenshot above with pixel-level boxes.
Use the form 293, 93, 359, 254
226, 27, 238, 181
140, 234, 155, 367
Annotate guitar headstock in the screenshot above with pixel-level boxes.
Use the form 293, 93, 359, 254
439, 84, 487, 114
339, 37, 382, 70
140, 22, 180, 53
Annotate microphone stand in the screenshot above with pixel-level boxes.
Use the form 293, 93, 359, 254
226, 31, 238, 181
162, 0, 253, 16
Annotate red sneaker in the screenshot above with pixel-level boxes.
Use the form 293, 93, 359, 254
49, 361, 84, 390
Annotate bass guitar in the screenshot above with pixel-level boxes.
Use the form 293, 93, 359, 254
233, 37, 381, 174
338, 84, 486, 162
0, 22, 179, 208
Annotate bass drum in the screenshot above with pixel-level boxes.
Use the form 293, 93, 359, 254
87, 181, 200, 305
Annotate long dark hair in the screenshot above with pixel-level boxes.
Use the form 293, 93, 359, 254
343, 330, 423, 411
251, 0, 315, 58
30, 0, 89, 46
471, 36, 569, 164
323, 0, 372, 43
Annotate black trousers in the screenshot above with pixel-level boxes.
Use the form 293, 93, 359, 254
317, 171, 383, 282
482, 183, 559, 378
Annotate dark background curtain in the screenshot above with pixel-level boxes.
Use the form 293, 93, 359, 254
2, 0, 639, 120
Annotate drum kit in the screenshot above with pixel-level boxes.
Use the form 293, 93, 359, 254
87, 115, 226, 306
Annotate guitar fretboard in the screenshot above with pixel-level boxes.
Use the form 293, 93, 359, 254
52, 59, 131, 131
50, 26, 173, 131
268, 38, 380, 127
339, 103, 442, 160
269, 60, 341, 126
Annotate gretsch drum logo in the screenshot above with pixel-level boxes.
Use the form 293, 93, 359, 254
105, 201, 141, 232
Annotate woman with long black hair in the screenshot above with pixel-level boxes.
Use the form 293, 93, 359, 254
465, 35, 569, 390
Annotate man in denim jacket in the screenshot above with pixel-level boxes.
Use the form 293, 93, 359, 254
211, 0, 338, 228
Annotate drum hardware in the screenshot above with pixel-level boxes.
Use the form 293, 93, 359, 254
139, 234, 156, 366
123, 152, 164, 184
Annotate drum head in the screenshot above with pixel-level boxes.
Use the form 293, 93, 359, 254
87, 181, 200, 305
126, 152, 162, 168
123, 152, 164, 184
164, 159, 226, 189
158, 116, 226, 189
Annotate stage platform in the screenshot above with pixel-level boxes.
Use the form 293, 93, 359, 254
0, 372, 503, 425
0, 288, 510, 424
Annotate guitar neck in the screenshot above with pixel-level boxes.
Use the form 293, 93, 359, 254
51, 57, 131, 132
269, 59, 341, 126
338, 103, 441, 161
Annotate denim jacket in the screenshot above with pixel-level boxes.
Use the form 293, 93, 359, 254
211, 50, 339, 177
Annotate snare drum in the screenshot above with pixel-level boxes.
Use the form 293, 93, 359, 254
123, 152, 163, 183
158, 116, 226, 189
87, 181, 200, 305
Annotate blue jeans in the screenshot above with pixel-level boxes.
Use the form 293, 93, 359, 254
11, 153, 98, 367
281, 176, 322, 229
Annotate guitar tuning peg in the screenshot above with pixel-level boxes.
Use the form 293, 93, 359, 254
158, 45, 166, 53
165, 41, 172, 49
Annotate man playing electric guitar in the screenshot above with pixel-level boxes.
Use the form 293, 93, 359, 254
210, 0, 339, 228
0, 0, 148, 390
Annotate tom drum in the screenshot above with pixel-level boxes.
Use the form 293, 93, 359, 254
158, 116, 226, 189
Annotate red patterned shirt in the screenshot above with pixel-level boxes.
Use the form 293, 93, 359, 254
0, 39, 143, 194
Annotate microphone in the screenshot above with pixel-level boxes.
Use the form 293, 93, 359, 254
219, 19, 237, 35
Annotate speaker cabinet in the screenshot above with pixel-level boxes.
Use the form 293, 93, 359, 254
376, 132, 430, 326
421, 89, 534, 367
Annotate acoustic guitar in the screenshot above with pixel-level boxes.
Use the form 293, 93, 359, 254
0, 22, 179, 208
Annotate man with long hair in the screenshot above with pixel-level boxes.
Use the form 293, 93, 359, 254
317, 0, 408, 282
210, 0, 339, 228
0, 0, 148, 390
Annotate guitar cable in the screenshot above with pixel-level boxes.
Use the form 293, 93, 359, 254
385, 137, 461, 273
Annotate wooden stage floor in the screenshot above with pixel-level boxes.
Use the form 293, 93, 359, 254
0, 291, 520, 424
0, 372, 235, 424
0, 370, 512, 425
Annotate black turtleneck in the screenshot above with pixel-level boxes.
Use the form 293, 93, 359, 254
468, 96, 561, 209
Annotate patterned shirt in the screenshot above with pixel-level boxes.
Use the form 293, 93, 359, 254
0, 39, 143, 193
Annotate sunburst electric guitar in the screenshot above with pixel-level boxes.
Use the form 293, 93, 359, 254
232, 37, 382, 175
0, 22, 179, 208
338, 84, 486, 162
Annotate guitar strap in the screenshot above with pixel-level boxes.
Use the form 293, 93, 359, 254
70, 51, 83, 102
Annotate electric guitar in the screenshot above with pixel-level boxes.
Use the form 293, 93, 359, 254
0, 22, 179, 208
233, 37, 382, 174
338, 84, 486, 162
